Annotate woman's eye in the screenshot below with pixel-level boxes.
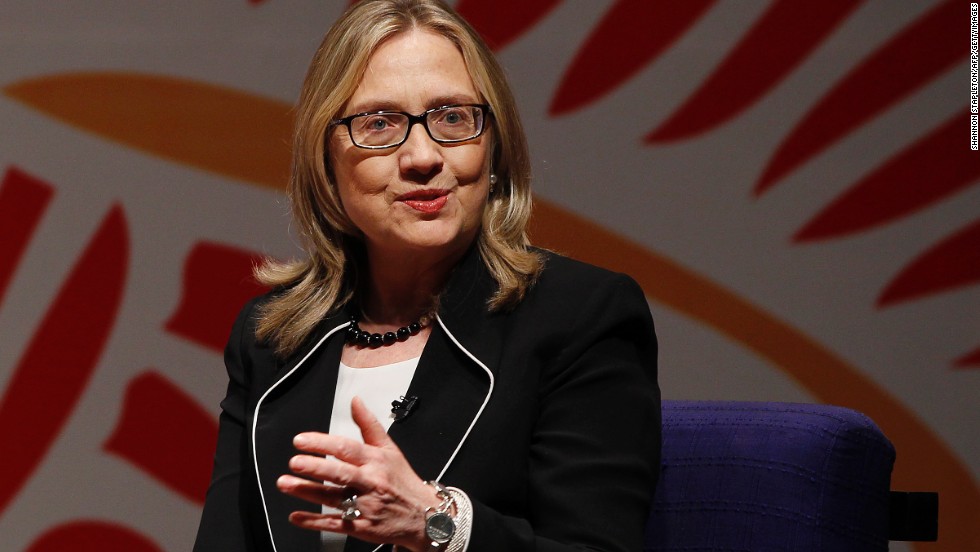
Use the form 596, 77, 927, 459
355, 115, 403, 135
437, 108, 474, 126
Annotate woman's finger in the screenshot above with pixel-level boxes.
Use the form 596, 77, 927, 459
277, 474, 349, 507
289, 510, 368, 536
351, 395, 390, 447
293, 432, 369, 466
288, 453, 362, 488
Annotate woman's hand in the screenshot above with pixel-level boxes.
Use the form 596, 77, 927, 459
276, 396, 442, 551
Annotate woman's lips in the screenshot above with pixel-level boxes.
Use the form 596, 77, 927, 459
399, 190, 449, 214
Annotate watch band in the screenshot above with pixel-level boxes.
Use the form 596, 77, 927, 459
443, 487, 472, 552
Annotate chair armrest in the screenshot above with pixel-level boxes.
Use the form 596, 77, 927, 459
888, 491, 938, 541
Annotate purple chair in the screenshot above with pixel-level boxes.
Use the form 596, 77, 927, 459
645, 401, 934, 551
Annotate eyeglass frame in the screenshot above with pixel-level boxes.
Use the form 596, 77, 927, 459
329, 104, 492, 150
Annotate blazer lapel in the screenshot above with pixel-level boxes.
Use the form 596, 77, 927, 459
253, 317, 349, 552
386, 321, 494, 481
254, 247, 505, 551
387, 247, 506, 482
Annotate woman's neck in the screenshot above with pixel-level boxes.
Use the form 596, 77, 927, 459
359, 245, 462, 326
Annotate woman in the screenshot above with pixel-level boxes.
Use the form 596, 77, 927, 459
194, 1, 660, 551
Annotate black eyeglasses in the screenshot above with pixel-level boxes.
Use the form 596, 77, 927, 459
330, 104, 491, 149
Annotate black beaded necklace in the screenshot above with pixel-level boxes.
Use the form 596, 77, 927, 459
345, 315, 428, 348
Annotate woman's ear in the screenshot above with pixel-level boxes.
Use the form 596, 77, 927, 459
490, 137, 503, 181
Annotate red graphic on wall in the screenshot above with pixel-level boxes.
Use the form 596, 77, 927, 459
646, 0, 863, 143
165, 241, 270, 352
955, 347, 980, 369
0, 167, 266, 546
0, 168, 54, 307
549, 0, 715, 116
794, 111, 979, 242
104, 371, 219, 504
755, 0, 966, 195
878, 219, 980, 308
27, 521, 163, 552
0, 179, 129, 518
457, 0, 562, 51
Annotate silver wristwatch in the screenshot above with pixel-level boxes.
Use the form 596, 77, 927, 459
424, 481, 456, 549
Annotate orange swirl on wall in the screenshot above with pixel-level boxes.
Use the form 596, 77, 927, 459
5, 72, 976, 550
4, 73, 292, 187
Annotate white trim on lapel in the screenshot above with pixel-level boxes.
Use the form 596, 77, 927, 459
250, 316, 491, 552
252, 321, 350, 552
365, 316, 494, 552
433, 314, 495, 481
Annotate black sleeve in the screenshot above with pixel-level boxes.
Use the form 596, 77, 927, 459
469, 273, 661, 552
193, 300, 257, 552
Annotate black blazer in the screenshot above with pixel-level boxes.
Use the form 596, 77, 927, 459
193, 249, 661, 552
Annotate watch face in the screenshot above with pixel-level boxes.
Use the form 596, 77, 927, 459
426, 512, 456, 544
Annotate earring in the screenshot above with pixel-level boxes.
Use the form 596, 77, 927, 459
489, 173, 498, 194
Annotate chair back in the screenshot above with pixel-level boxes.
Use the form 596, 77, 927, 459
644, 401, 896, 551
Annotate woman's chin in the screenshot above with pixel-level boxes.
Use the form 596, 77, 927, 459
371, 226, 475, 259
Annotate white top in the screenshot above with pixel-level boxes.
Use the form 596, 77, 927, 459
320, 356, 420, 552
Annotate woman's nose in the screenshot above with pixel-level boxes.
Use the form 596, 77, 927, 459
398, 124, 443, 178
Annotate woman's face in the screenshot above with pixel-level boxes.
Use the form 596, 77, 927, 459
328, 29, 491, 263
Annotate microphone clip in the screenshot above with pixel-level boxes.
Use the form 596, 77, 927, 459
391, 395, 419, 422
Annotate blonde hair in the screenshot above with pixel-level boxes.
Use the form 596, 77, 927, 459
255, 0, 542, 357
